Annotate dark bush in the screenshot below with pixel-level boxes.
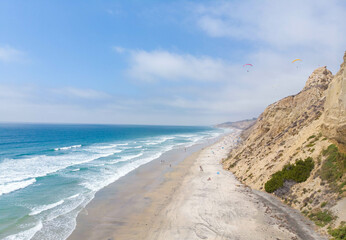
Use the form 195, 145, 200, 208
265, 157, 314, 193
265, 171, 285, 193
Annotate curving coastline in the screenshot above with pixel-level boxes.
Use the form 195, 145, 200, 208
69, 130, 326, 240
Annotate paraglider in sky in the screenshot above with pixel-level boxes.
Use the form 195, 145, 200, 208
292, 59, 302, 69
243, 63, 253, 72
292, 59, 302, 63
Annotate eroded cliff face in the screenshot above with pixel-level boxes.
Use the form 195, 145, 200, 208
321, 52, 346, 147
224, 66, 333, 187
223, 52, 346, 234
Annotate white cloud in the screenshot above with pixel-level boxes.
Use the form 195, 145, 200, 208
112, 46, 126, 53
0, 46, 24, 63
54, 87, 111, 100
0, 84, 226, 125
127, 50, 239, 82
105, 0, 346, 124
195, 0, 346, 48
194, 0, 346, 74
118, 47, 316, 123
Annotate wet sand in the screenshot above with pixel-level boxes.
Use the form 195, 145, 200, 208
69, 131, 326, 240
68, 135, 222, 240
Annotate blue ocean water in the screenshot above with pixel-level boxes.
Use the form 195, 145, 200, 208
0, 124, 225, 240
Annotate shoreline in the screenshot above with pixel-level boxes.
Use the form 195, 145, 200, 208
69, 130, 326, 240
68, 132, 228, 240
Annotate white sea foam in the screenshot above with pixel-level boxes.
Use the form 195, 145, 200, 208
144, 136, 175, 145
54, 145, 82, 151
3, 221, 42, 240
109, 153, 143, 164
133, 146, 143, 149
31, 193, 94, 240
46, 193, 88, 222
71, 168, 80, 172
94, 143, 128, 149
0, 151, 118, 195
0, 178, 36, 196
86, 145, 123, 157
29, 200, 64, 216
121, 153, 144, 161
175, 134, 195, 138
68, 194, 80, 199
81, 151, 163, 192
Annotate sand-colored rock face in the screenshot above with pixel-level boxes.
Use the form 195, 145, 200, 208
321, 51, 346, 146
225, 66, 333, 173
216, 118, 256, 130
223, 51, 345, 235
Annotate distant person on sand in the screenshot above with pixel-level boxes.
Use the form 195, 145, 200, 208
207, 177, 211, 181
200, 166, 203, 172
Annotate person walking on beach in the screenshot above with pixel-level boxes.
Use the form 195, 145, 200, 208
200, 166, 203, 172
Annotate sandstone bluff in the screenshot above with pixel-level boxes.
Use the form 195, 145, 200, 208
223, 51, 346, 238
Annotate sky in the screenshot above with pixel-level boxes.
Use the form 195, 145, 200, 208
0, 0, 345, 126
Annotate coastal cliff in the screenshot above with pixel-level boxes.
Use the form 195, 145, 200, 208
215, 118, 256, 130
223, 51, 346, 237
321, 53, 346, 148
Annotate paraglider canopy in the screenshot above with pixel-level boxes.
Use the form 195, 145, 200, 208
243, 64, 253, 72
292, 59, 302, 63
292, 59, 302, 69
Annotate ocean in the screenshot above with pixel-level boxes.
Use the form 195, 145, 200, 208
0, 124, 225, 240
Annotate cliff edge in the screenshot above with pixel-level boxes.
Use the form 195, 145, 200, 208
321, 52, 346, 147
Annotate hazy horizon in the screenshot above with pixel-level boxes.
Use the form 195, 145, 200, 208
1, 0, 345, 125
0, 121, 226, 127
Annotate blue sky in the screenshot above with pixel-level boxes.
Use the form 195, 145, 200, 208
1, 0, 345, 125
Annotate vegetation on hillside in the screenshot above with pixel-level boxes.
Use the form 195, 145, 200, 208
308, 209, 335, 227
328, 222, 346, 240
319, 144, 346, 194
265, 157, 314, 193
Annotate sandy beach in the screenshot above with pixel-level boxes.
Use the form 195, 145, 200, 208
69, 131, 326, 240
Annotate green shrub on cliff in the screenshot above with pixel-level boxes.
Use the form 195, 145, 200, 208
328, 222, 346, 240
308, 209, 335, 227
320, 144, 346, 187
265, 171, 285, 193
265, 157, 314, 193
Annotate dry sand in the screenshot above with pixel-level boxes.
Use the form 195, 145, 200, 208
69, 131, 326, 240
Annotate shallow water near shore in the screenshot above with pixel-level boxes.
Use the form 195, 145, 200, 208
68, 134, 223, 240
0, 123, 225, 239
